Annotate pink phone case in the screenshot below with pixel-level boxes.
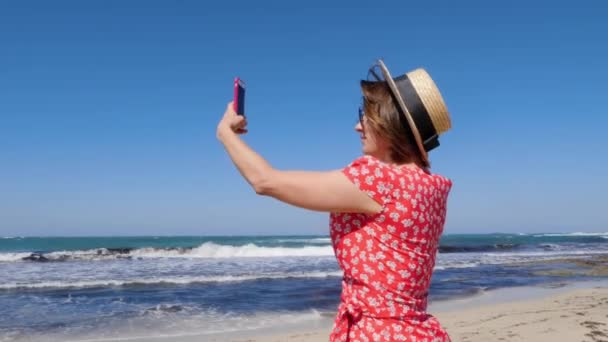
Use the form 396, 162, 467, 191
233, 77, 246, 115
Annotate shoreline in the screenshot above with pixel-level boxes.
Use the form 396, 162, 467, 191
77, 279, 608, 342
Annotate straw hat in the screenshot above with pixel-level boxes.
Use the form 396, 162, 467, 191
367, 59, 451, 164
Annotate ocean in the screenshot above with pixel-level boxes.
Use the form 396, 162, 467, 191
1, 233, 608, 341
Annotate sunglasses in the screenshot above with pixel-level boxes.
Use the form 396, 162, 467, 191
358, 97, 365, 130
358, 64, 384, 130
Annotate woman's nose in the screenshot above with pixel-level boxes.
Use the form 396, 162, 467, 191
355, 122, 363, 132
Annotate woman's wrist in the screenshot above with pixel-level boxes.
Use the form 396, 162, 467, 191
216, 124, 234, 142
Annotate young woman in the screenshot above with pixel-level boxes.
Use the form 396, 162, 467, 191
217, 60, 453, 342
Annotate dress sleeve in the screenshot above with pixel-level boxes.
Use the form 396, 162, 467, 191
341, 155, 392, 206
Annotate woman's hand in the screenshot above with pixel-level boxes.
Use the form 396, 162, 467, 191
217, 102, 248, 140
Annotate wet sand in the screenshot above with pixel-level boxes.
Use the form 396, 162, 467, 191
91, 280, 608, 342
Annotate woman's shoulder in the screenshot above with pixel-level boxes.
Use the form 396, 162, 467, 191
347, 155, 400, 171
343, 155, 387, 179
346, 155, 382, 168
344, 155, 396, 182
405, 166, 453, 189
345, 155, 452, 188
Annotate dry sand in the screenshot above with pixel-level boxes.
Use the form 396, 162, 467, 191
436, 285, 608, 342
226, 283, 608, 342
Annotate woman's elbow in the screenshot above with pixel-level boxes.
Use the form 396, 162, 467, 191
251, 174, 275, 196
252, 180, 270, 195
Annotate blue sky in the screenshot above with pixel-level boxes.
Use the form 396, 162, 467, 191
1, 1, 607, 236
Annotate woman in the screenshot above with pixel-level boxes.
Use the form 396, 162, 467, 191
217, 59, 453, 342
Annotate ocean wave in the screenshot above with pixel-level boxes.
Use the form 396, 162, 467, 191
1, 242, 335, 263
434, 262, 481, 270
464, 250, 608, 268
274, 237, 331, 244
532, 232, 608, 238
133, 242, 334, 258
539, 243, 562, 250
0, 252, 33, 262
439, 244, 520, 253
0, 271, 344, 290
434, 248, 608, 271
4, 309, 328, 342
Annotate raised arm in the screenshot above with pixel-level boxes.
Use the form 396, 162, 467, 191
216, 102, 382, 214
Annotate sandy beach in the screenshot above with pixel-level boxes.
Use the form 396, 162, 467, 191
225, 282, 608, 342
248, 287, 606, 342
89, 281, 608, 342
239, 287, 608, 342
435, 284, 608, 342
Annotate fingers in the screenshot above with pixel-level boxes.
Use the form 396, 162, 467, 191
221, 101, 248, 134
237, 121, 248, 131
226, 101, 238, 116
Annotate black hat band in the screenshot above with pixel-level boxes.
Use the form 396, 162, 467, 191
394, 75, 440, 152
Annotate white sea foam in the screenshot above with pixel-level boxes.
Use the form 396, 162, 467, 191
539, 243, 562, 250
0, 242, 335, 263
274, 237, 331, 244
197, 242, 332, 257
0, 252, 32, 262
0, 271, 344, 290
435, 246, 608, 271
488, 249, 608, 258
532, 232, 608, 237
133, 242, 334, 258
19, 309, 330, 342
434, 262, 481, 270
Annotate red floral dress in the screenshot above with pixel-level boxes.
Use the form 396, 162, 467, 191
329, 155, 452, 342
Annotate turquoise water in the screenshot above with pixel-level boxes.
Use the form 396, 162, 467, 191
3, 232, 607, 253
0, 235, 330, 252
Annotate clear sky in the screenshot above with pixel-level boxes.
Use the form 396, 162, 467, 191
1, 1, 607, 236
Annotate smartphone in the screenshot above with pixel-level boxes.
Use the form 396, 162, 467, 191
233, 77, 246, 115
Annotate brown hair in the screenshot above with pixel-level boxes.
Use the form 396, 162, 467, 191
360, 80, 430, 169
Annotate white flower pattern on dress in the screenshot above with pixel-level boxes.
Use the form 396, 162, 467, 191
330, 155, 453, 342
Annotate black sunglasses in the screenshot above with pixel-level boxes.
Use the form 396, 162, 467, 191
358, 97, 365, 129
